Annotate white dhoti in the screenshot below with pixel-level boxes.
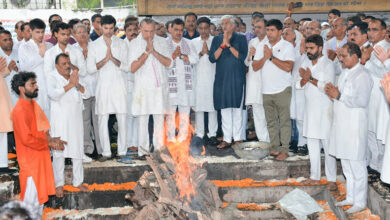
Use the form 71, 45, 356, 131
98, 114, 127, 157
52, 156, 84, 187
252, 104, 270, 142
341, 159, 367, 209
307, 138, 337, 181
138, 114, 164, 156
23, 177, 44, 219
195, 111, 218, 138
167, 105, 191, 142
0, 133, 7, 168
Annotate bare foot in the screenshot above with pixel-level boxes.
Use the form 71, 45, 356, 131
269, 151, 280, 156
275, 152, 288, 161
128, 146, 138, 152
302, 178, 320, 185
327, 181, 338, 191
76, 184, 89, 192
55, 186, 64, 198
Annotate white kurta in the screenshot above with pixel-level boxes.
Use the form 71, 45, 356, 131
44, 43, 86, 78
191, 36, 216, 112
47, 70, 90, 159
73, 43, 97, 97
246, 36, 267, 105
18, 40, 52, 117
128, 34, 172, 116
0, 48, 19, 106
329, 64, 373, 160
87, 36, 128, 115
296, 56, 335, 139
365, 40, 390, 143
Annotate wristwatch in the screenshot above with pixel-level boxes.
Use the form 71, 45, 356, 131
180, 54, 184, 59
309, 76, 314, 81
269, 55, 274, 61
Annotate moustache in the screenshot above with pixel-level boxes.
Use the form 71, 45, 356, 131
131, 33, 137, 37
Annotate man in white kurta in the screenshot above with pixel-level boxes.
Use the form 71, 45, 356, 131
128, 18, 172, 157
326, 43, 373, 214
362, 19, 390, 173
191, 17, 219, 144
87, 15, 128, 160
166, 19, 197, 143
19, 19, 52, 119
47, 54, 89, 196
296, 35, 337, 190
245, 19, 269, 142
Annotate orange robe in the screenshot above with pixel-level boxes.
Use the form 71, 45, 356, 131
11, 98, 55, 204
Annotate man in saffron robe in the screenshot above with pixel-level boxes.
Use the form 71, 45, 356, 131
10, 72, 66, 219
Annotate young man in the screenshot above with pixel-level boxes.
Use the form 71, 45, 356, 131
183, 12, 199, 40
10, 72, 66, 219
326, 43, 373, 213
18, 18, 52, 119
87, 15, 128, 161
128, 18, 171, 158
191, 17, 219, 145
166, 18, 197, 143
246, 18, 269, 143
90, 14, 102, 41
296, 35, 337, 190
20, 23, 31, 45
47, 53, 89, 198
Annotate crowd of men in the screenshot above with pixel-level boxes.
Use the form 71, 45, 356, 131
0, 7, 390, 218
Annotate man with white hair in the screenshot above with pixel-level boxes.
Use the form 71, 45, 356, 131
128, 18, 172, 158
209, 15, 248, 149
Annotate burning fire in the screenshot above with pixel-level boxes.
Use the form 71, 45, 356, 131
163, 112, 198, 201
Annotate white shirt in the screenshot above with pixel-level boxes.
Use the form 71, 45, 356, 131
0, 48, 19, 106
260, 39, 295, 94
73, 42, 97, 97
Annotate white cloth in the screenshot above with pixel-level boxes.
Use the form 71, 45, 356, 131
47, 70, 90, 159
18, 40, 52, 118
368, 131, 384, 171
87, 36, 128, 115
23, 177, 44, 219
296, 56, 335, 139
128, 34, 172, 115
195, 111, 218, 138
0, 48, 19, 106
221, 108, 243, 143
291, 53, 306, 121
245, 36, 267, 105
381, 123, 390, 183
0, 133, 7, 168
384, 59, 390, 71
44, 43, 86, 78
307, 138, 337, 182
261, 39, 295, 94
191, 36, 216, 112
326, 35, 348, 51
252, 104, 270, 142
241, 109, 248, 141
341, 159, 368, 208
98, 114, 127, 157
167, 105, 191, 142
138, 114, 164, 156
329, 64, 373, 160
74, 42, 97, 97
296, 119, 307, 146
52, 157, 83, 187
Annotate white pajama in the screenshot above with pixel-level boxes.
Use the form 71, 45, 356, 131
138, 114, 164, 156
221, 108, 243, 143
307, 138, 337, 182
167, 105, 191, 142
52, 156, 84, 187
241, 109, 248, 141
83, 97, 101, 154
252, 104, 270, 142
127, 115, 138, 147
98, 114, 127, 157
23, 177, 44, 219
296, 120, 307, 146
195, 111, 218, 138
341, 159, 368, 208
368, 131, 384, 172
0, 133, 7, 168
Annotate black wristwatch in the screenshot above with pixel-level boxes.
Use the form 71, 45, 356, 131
269, 55, 274, 61
336, 92, 341, 100
309, 76, 314, 81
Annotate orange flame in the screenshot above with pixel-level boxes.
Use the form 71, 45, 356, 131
163, 111, 198, 201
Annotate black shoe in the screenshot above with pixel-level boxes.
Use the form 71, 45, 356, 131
65, 158, 72, 165
297, 144, 308, 156
97, 155, 110, 162
0, 168, 16, 174
289, 145, 298, 154
208, 136, 220, 146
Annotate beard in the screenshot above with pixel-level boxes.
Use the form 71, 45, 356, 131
25, 89, 38, 99
307, 52, 320, 60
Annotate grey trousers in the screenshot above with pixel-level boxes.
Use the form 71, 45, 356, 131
83, 97, 102, 154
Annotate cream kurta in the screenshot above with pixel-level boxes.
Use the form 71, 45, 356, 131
73, 43, 97, 97
87, 36, 128, 115
47, 70, 90, 159
296, 56, 335, 139
191, 36, 216, 112
19, 40, 52, 117
245, 36, 267, 105
329, 64, 373, 160
128, 34, 172, 116
0, 48, 19, 106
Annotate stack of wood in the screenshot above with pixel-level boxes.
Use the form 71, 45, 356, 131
126, 146, 222, 220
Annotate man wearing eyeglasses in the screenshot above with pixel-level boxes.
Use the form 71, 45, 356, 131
326, 17, 348, 61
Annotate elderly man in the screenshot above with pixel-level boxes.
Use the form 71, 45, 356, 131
128, 18, 171, 158
87, 15, 128, 161
13, 21, 24, 51
326, 17, 348, 61
209, 15, 248, 149
183, 12, 199, 40
47, 53, 89, 197
326, 43, 373, 214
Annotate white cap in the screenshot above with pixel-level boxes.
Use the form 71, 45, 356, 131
321, 22, 330, 27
